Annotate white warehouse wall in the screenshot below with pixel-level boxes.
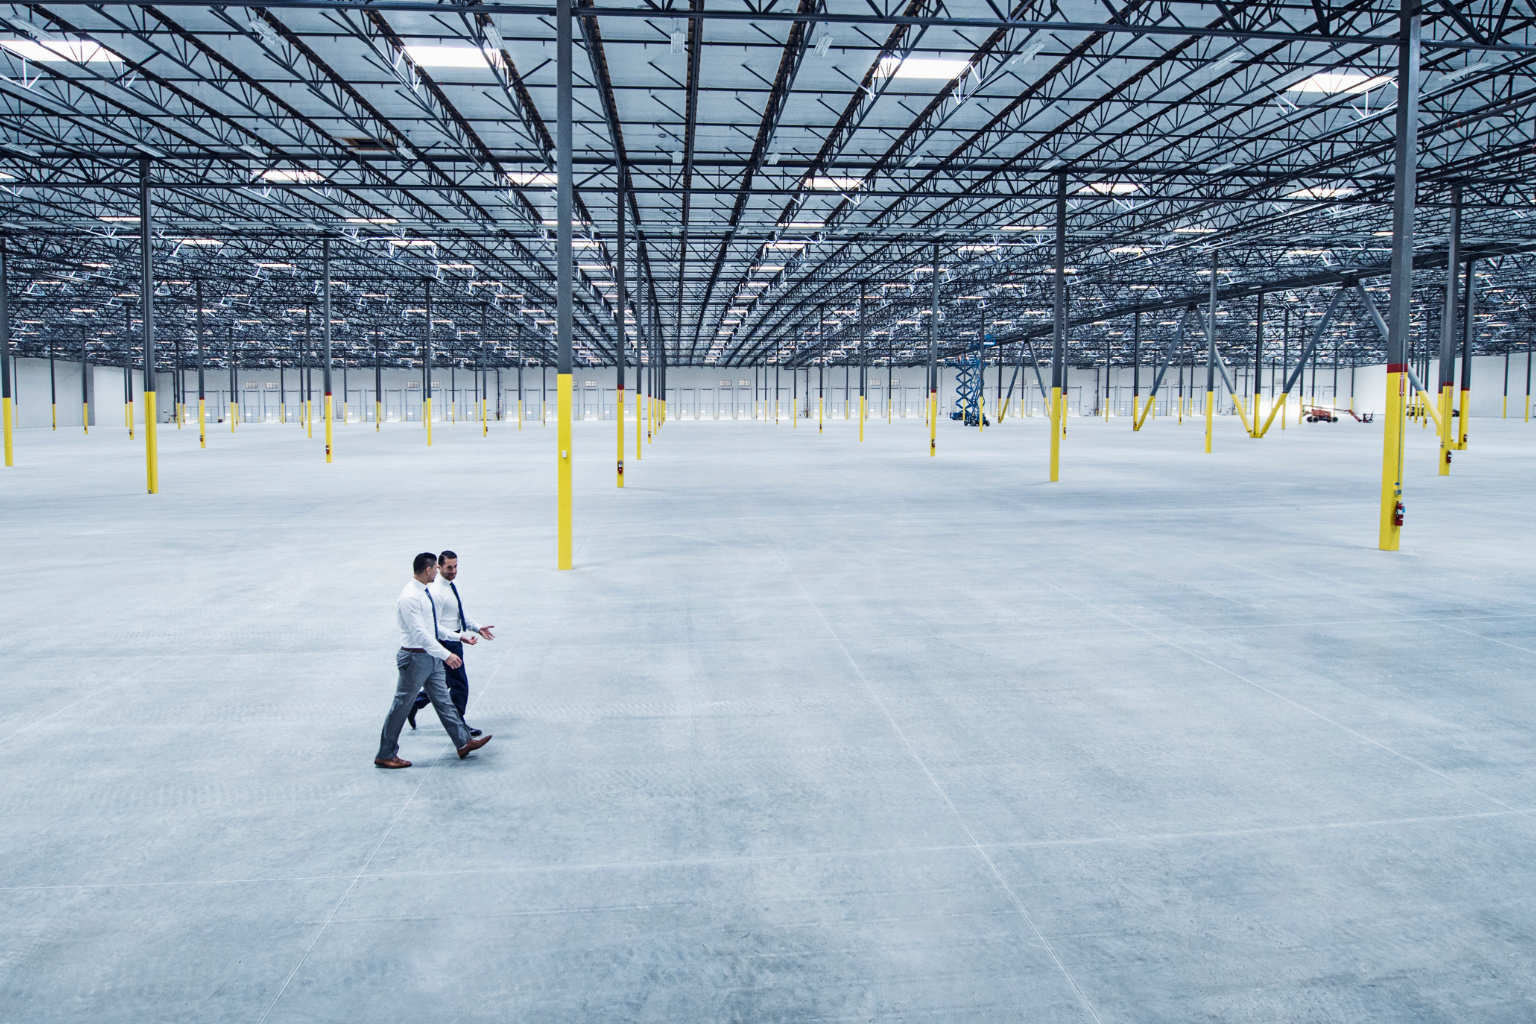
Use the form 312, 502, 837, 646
5, 354, 1530, 429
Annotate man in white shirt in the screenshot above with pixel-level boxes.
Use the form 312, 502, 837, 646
409, 548, 495, 736
375, 552, 493, 769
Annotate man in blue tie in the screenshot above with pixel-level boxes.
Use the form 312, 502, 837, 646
376, 552, 491, 769
408, 549, 495, 737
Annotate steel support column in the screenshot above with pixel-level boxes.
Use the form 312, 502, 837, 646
1049, 173, 1066, 478
928, 242, 939, 456
139, 159, 158, 492
1379, 0, 1420, 551
323, 237, 334, 462
556, 0, 574, 569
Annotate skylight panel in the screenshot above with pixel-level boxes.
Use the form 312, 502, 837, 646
402, 43, 501, 70
1286, 71, 1392, 95
874, 56, 971, 80
0, 38, 121, 63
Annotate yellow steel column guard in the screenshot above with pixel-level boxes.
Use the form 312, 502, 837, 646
128, 399, 134, 438
425, 396, 433, 446
197, 397, 206, 448
1048, 386, 1062, 480
634, 389, 641, 458
82, 401, 89, 435
1230, 392, 1254, 436
52, 403, 57, 430
482, 397, 488, 437
324, 392, 334, 463
1, 396, 11, 466
616, 388, 625, 487
1436, 384, 1453, 475
375, 399, 381, 431
859, 393, 865, 442
1203, 389, 1214, 453
519, 398, 524, 431
556, 373, 573, 570
1379, 368, 1407, 550
1131, 395, 1140, 431
1457, 387, 1469, 448
978, 392, 984, 433
230, 400, 238, 433
928, 388, 938, 456
143, 390, 159, 493
1255, 391, 1287, 437
818, 394, 823, 432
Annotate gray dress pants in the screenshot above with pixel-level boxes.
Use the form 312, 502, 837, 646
378, 649, 471, 759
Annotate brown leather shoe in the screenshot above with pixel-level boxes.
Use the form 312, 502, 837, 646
374, 756, 412, 769
457, 734, 492, 759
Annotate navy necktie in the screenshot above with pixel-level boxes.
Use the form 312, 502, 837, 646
425, 585, 439, 640
449, 582, 467, 631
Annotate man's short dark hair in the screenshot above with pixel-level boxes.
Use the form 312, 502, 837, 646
413, 552, 438, 574
439, 549, 458, 564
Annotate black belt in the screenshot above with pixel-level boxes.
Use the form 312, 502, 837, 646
400, 647, 426, 653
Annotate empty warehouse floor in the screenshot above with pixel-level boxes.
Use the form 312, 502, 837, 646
3, 416, 1535, 1022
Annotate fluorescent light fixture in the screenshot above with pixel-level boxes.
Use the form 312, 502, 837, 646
258, 168, 323, 184
578, 262, 607, 271
875, 56, 971, 80
780, 219, 824, 229
0, 38, 122, 63
69, 307, 97, 314
959, 244, 998, 253
402, 43, 499, 69
1129, 284, 1153, 290
728, 308, 749, 314
1286, 71, 1391, 94
256, 261, 293, 269
766, 240, 810, 250
1172, 226, 1215, 234
1286, 248, 1328, 256
388, 239, 437, 248
82, 262, 110, 269
508, 170, 556, 186
1109, 245, 1145, 254
805, 175, 863, 191
345, 217, 398, 225
1287, 185, 1355, 200
571, 239, 599, 249
436, 262, 475, 270
1000, 224, 1048, 232
99, 215, 138, 223
179, 237, 223, 246
897, 319, 918, 325
1080, 181, 1139, 195
757, 264, 785, 272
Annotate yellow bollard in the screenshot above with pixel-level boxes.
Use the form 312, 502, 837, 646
231, 401, 238, 433
928, 389, 938, 457
375, 400, 382, 432
1131, 395, 1140, 431
1048, 386, 1062, 480
556, 373, 573, 570
1379, 368, 1406, 550
143, 391, 159, 493
859, 394, 866, 442
1438, 385, 1453, 476
82, 401, 89, 435
617, 389, 625, 488
324, 392, 334, 463
1, 395, 11, 466
1203, 390, 1214, 453
198, 397, 206, 449
425, 396, 433, 446
128, 399, 135, 439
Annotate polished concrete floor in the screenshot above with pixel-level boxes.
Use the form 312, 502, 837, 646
2, 409, 1535, 1022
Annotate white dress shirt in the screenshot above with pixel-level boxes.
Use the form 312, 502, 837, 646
429, 577, 482, 644
397, 579, 452, 660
